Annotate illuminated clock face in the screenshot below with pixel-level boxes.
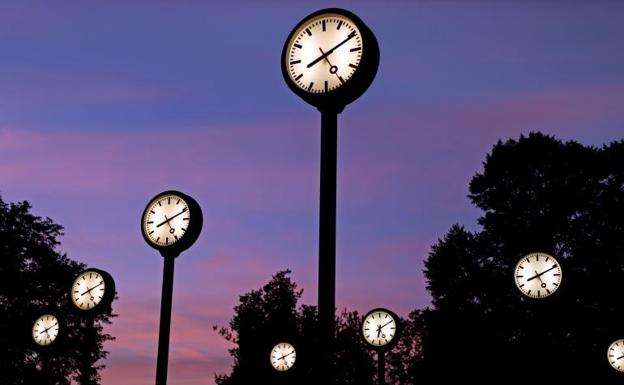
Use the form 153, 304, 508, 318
362, 310, 398, 347
72, 270, 106, 310
32, 314, 59, 346
285, 13, 363, 93
514, 252, 562, 299
270, 342, 296, 372
608, 339, 624, 372
142, 193, 191, 247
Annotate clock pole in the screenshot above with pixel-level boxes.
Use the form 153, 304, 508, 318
377, 351, 385, 385
155, 252, 177, 385
318, 108, 338, 384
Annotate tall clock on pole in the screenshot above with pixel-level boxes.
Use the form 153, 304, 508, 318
141, 190, 203, 385
282, 8, 380, 384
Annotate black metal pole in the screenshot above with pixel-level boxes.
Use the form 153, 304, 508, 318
155, 255, 176, 385
377, 350, 385, 385
80, 315, 95, 385
318, 109, 338, 384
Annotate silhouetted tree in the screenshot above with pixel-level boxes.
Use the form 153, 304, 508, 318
421, 133, 624, 382
214, 270, 377, 385
0, 196, 115, 385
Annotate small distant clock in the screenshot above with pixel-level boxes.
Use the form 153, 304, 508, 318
270, 342, 296, 372
32, 314, 60, 346
141, 190, 203, 257
608, 339, 624, 372
514, 252, 562, 299
71, 268, 115, 313
282, 8, 379, 111
362, 308, 401, 349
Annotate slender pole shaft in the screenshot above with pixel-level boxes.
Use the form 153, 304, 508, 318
318, 110, 338, 384
155, 255, 176, 385
80, 315, 95, 385
378, 351, 385, 385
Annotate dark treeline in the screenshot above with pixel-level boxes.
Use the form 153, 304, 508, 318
215, 132, 624, 384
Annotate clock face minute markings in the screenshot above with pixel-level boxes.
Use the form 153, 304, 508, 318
287, 14, 363, 93
72, 270, 106, 310
270, 342, 296, 371
363, 310, 397, 347
608, 340, 624, 372
514, 253, 562, 299
143, 194, 190, 247
32, 314, 59, 346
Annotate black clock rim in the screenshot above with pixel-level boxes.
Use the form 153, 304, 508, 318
281, 7, 380, 113
140, 190, 203, 258
361, 307, 402, 351
69, 268, 116, 315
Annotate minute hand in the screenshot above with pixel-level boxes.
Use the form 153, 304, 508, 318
526, 265, 557, 281
156, 208, 187, 228
307, 31, 356, 68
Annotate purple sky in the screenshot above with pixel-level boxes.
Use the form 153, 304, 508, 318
1, 2, 624, 384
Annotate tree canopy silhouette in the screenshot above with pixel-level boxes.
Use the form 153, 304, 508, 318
0, 196, 115, 385
420, 133, 624, 382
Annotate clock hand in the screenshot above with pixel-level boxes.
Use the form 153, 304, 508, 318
617, 355, 624, 360
278, 351, 295, 360
319, 47, 339, 75
40, 322, 58, 334
380, 320, 393, 329
526, 265, 558, 281
307, 31, 356, 68
376, 325, 382, 338
80, 281, 104, 296
534, 271, 547, 288
156, 208, 188, 228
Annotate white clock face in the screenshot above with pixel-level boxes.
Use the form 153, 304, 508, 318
143, 194, 191, 247
286, 13, 363, 93
72, 270, 106, 310
32, 314, 59, 346
608, 339, 624, 372
514, 252, 562, 299
362, 310, 397, 347
270, 342, 296, 372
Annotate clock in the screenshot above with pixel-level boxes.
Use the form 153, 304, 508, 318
270, 342, 296, 372
282, 8, 379, 111
608, 339, 624, 372
71, 268, 115, 313
32, 314, 60, 346
362, 308, 401, 349
141, 190, 203, 257
514, 252, 562, 299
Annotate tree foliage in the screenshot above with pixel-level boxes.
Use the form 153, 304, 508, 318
422, 133, 624, 382
0, 196, 115, 385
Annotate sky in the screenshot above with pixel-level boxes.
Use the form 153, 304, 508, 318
1, 1, 624, 384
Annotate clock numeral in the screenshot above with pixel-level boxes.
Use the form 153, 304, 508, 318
322, 20, 326, 31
